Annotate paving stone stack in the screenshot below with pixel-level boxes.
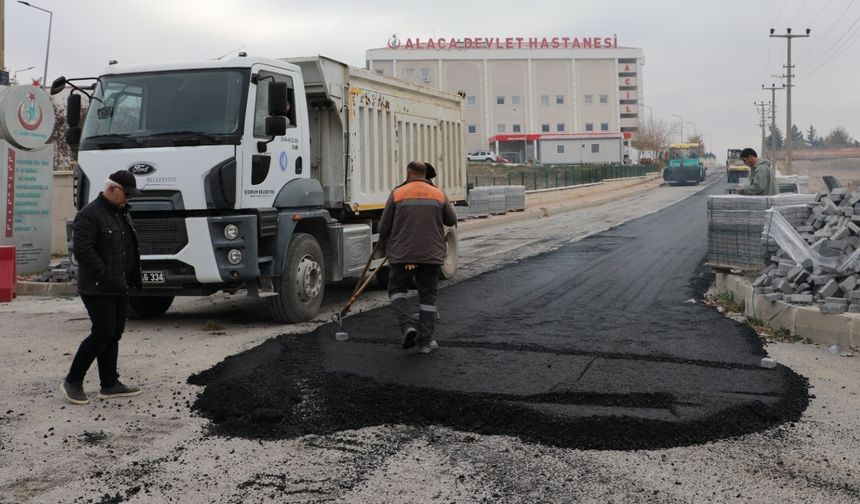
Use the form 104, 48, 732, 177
707, 193, 818, 270
504, 185, 526, 212
462, 185, 527, 219
754, 188, 860, 314
466, 186, 491, 218
487, 187, 507, 215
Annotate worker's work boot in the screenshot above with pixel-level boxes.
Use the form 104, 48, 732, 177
401, 323, 418, 349
417, 339, 438, 354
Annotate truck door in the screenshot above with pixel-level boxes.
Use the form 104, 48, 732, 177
239, 67, 304, 209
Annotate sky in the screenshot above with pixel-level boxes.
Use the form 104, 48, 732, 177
5, 0, 860, 162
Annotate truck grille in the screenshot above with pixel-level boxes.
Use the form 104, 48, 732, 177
134, 218, 188, 255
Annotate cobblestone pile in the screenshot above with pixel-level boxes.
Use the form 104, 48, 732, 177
754, 188, 860, 314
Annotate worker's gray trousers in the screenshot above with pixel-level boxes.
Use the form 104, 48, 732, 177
388, 263, 442, 343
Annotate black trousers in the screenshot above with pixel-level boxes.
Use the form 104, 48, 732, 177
66, 295, 127, 388
388, 263, 441, 343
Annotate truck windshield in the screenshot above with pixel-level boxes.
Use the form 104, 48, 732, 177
80, 69, 249, 150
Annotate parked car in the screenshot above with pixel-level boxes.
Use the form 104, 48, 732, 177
467, 150, 497, 162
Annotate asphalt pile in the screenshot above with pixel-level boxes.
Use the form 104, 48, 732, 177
189, 182, 809, 451
754, 187, 860, 314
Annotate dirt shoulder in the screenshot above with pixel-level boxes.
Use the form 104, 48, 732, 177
459, 173, 664, 232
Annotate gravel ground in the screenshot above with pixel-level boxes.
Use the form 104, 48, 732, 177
2, 173, 858, 503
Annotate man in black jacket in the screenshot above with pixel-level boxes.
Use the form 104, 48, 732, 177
62, 171, 144, 405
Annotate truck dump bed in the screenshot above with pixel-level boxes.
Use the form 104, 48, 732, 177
285, 56, 466, 213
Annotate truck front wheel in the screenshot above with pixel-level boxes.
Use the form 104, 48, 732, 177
127, 296, 174, 319
270, 233, 325, 323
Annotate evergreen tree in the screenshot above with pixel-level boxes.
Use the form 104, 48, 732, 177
824, 126, 853, 148
765, 124, 784, 150
790, 124, 805, 148
805, 125, 821, 148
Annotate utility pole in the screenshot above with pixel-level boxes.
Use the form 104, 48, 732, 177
754, 101, 770, 157
770, 27, 810, 173
762, 83, 784, 169
1, 0, 6, 80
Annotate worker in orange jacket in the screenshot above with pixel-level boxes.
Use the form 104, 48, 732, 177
379, 161, 457, 353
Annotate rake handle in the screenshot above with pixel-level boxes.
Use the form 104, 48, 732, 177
340, 256, 388, 318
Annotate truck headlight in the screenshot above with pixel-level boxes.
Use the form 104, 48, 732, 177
227, 248, 244, 265
224, 224, 239, 240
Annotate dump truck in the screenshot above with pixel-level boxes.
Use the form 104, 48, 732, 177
53, 55, 466, 321
662, 143, 706, 185
725, 148, 749, 183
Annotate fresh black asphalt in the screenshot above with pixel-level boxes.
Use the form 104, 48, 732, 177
190, 181, 809, 450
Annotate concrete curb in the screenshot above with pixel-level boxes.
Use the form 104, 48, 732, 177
714, 272, 860, 348
16, 280, 78, 297
460, 174, 662, 232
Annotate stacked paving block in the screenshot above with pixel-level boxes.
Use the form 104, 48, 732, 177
754, 188, 860, 314
466, 187, 491, 218
487, 187, 507, 215
707, 193, 818, 270
504, 185, 526, 212
461, 185, 527, 219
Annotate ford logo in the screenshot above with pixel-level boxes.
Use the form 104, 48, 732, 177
128, 163, 156, 176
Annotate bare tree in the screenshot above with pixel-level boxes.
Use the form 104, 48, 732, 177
687, 133, 704, 147
50, 103, 78, 172
632, 117, 677, 162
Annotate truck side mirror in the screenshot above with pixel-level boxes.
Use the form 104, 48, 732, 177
267, 81, 288, 116
265, 116, 287, 137
67, 94, 82, 128
50, 76, 68, 96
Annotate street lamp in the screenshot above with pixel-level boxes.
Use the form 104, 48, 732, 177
686, 121, 697, 139
640, 104, 653, 125
13, 66, 35, 84
672, 114, 684, 143
513, 102, 527, 163
17, 1, 53, 89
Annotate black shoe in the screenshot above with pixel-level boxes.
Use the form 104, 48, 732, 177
417, 340, 439, 354
62, 380, 89, 405
401, 323, 418, 349
98, 381, 142, 399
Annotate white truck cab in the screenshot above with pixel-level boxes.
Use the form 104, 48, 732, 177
56, 54, 466, 321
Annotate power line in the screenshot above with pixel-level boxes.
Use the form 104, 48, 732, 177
788, 0, 811, 26
795, 0, 833, 61
773, 0, 791, 25
808, 0, 836, 27
798, 0, 857, 61
799, 18, 860, 77
798, 8, 860, 74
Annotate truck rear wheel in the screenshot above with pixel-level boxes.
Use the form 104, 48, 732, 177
270, 233, 325, 323
441, 227, 459, 279
127, 296, 174, 319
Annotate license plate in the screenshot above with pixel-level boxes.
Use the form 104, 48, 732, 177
141, 271, 166, 284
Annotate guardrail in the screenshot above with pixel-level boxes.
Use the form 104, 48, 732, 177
469, 164, 659, 191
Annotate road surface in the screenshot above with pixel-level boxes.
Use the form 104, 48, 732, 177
191, 180, 808, 450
